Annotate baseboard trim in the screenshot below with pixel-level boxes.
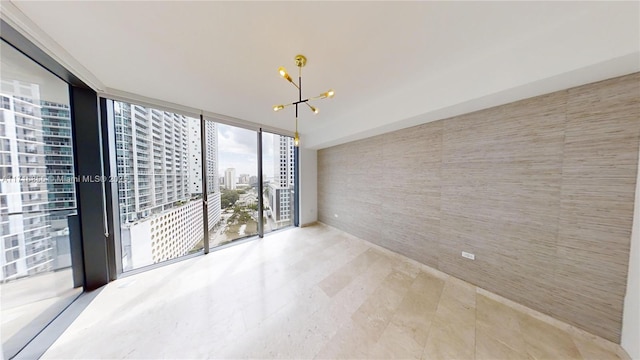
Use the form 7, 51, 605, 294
300, 221, 318, 228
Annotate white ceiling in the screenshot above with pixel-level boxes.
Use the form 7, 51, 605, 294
5, 1, 640, 149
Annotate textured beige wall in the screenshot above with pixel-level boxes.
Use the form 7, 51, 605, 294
299, 148, 318, 226
317, 72, 640, 343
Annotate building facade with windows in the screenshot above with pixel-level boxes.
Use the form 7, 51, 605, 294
204, 122, 221, 235
224, 167, 236, 190
0, 80, 66, 280
114, 102, 191, 223
268, 135, 295, 226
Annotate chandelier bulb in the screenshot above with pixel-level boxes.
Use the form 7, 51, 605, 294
294, 132, 300, 147
278, 66, 293, 83
320, 89, 335, 99
273, 105, 285, 112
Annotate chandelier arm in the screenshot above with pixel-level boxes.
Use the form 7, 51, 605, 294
286, 80, 300, 90
308, 94, 333, 101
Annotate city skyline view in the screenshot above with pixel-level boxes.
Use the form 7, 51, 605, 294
217, 124, 282, 179
111, 100, 295, 270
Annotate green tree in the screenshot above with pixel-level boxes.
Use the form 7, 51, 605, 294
227, 205, 253, 224
221, 189, 239, 209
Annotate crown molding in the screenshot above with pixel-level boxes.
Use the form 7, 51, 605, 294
101, 87, 294, 138
1, 0, 105, 91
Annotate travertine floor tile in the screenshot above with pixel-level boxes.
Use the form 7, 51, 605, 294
423, 278, 476, 360
476, 294, 527, 353
519, 312, 583, 360
318, 248, 384, 297
371, 321, 424, 359
389, 271, 444, 344
315, 321, 377, 359
39, 224, 628, 360
572, 335, 622, 360
476, 330, 531, 360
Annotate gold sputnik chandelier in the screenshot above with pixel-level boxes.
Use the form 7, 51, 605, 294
273, 54, 334, 146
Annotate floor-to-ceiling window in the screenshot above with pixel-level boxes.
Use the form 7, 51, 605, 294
104, 101, 297, 272
209, 122, 258, 248
0, 39, 82, 359
261, 132, 296, 233
107, 100, 205, 271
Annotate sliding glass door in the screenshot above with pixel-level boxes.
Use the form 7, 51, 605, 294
0, 40, 81, 359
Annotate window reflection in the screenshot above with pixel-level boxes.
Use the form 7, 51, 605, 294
111, 101, 204, 271
0, 40, 81, 359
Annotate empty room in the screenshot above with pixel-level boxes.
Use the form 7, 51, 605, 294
0, 1, 638, 359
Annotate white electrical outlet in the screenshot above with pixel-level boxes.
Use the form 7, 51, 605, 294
461, 251, 475, 260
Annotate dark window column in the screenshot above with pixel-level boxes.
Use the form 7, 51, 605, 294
201, 115, 210, 253
257, 129, 264, 237
100, 98, 122, 279
71, 87, 110, 290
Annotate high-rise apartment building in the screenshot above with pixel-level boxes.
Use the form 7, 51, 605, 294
41, 100, 76, 271
249, 175, 258, 186
188, 122, 202, 195
114, 102, 191, 223
224, 168, 236, 190
0, 80, 75, 280
238, 174, 250, 185
204, 122, 221, 234
41, 101, 75, 212
114, 102, 221, 270
268, 136, 295, 227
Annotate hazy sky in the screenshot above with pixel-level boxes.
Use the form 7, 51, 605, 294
217, 124, 278, 179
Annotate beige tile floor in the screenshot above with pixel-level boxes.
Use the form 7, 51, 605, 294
41, 224, 628, 359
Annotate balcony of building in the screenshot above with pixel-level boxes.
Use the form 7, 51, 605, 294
42, 130, 71, 138
40, 101, 69, 109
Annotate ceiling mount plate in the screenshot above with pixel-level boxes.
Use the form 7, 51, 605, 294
295, 54, 307, 67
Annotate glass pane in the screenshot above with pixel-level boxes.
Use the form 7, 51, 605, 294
0, 40, 81, 359
203, 121, 222, 244
209, 123, 258, 248
262, 132, 296, 233
111, 101, 204, 271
